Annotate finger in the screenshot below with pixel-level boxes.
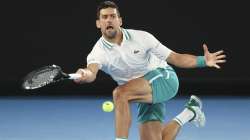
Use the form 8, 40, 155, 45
216, 60, 226, 63
73, 79, 81, 84
76, 69, 86, 77
213, 64, 221, 69
76, 70, 83, 75
203, 44, 209, 53
79, 69, 87, 76
216, 55, 226, 59
76, 69, 84, 73
214, 50, 224, 56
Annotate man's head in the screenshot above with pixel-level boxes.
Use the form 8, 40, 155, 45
96, 1, 122, 39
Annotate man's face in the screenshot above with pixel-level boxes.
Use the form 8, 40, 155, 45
96, 8, 122, 39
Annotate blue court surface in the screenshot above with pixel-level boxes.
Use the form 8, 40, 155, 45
0, 95, 249, 140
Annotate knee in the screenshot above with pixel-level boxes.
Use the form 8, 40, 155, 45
112, 86, 128, 103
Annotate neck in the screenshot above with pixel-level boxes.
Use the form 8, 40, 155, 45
104, 29, 123, 45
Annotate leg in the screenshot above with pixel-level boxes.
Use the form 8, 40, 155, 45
113, 67, 181, 139
162, 121, 181, 140
112, 78, 153, 139
162, 95, 206, 140
137, 69, 205, 140
138, 102, 181, 140
139, 121, 162, 140
138, 68, 180, 140
139, 120, 181, 140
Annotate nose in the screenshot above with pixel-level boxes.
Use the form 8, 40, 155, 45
106, 16, 113, 23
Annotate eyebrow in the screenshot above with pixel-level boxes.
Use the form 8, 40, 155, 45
101, 13, 117, 16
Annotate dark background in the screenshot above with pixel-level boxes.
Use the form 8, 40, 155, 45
1, 0, 249, 96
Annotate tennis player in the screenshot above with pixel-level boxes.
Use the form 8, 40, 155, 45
74, 1, 226, 140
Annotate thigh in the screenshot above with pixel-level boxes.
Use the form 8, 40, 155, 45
139, 121, 163, 140
137, 102, 166, 123
144, 68, 179, 104
117, 77, 153, 103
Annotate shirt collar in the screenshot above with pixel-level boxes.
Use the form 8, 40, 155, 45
101, 28, 131, 49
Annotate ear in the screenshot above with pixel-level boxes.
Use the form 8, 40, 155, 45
119, 17, 123, 26
96, 20, 101, 28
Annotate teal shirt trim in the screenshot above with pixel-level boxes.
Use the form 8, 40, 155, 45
122, 28, 131, 40
100, 28, 131, 49
101, 39, 113, 49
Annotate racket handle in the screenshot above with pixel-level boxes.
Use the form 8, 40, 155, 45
68, 73, 82, 80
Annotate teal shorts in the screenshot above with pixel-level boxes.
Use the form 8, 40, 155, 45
137, 66, 179, 123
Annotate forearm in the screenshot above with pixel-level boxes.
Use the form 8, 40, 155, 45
167, 52, 206, 68
83, 68, 97, 83
174, 54, 197, 68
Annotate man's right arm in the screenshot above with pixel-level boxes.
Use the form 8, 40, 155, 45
74, 63, 100, 84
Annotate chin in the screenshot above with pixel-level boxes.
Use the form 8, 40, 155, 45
106, 31, 117, 39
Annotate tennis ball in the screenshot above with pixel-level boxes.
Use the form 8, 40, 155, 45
102, 101, 114, 112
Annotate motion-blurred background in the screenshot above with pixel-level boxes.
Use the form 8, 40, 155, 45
1, 0, 249, 96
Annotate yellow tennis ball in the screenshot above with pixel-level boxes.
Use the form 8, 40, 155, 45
102, 101, 114, 112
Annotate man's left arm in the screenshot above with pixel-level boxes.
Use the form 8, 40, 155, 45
167, 44, 226, 69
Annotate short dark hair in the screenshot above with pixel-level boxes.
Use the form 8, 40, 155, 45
96, 1, 120, 19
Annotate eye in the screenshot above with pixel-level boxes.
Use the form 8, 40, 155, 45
111, 14, 117, 19
101, 15, 108, 19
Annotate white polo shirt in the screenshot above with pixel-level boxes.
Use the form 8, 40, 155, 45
87, 28, 173, 85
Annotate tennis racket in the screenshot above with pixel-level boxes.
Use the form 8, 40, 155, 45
21, 64, 81, 90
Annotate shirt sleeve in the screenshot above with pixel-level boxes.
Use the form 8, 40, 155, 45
87, 43, 106, 69
143, 31, 173, 60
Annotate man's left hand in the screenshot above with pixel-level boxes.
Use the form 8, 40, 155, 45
203, 44, 226, 69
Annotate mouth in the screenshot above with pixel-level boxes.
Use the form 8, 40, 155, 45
106, 25, 114, 30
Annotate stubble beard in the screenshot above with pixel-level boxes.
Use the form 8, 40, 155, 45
104, 29, 117, 39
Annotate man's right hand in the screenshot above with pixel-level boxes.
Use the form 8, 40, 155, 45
73, 64, 99, 84
73, 69, 89, 84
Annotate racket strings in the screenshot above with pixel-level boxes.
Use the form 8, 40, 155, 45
23, 69, 59, 89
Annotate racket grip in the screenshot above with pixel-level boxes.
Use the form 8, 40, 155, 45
68, 73, 82, 80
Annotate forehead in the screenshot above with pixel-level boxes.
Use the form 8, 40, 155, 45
100, 8, 118, 16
